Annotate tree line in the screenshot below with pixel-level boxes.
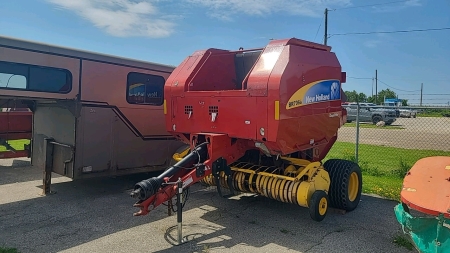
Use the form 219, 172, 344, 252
344, 88, 408, 106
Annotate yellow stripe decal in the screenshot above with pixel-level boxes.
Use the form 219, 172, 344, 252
163, 99, 167, 114
274, 100, 280, 120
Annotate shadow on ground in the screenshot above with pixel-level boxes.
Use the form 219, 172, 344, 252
0, 162, 411, 253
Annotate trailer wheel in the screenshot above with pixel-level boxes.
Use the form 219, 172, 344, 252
309, 190, 329, 222
323, 159, 362, 212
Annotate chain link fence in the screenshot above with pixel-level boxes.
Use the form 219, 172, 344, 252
327, 104, 450, 180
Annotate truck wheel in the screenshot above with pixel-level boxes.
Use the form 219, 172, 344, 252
323, 159, 362, 212
372, 115, 382, 124
309, 190, 329, 222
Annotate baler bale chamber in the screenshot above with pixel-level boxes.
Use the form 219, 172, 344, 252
131, 38, 362, 222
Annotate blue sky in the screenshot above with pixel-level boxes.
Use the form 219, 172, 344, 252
1, 0, 449, 105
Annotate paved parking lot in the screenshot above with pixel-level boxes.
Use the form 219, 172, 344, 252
338, 117, 450, 151
0, 158, 413, 253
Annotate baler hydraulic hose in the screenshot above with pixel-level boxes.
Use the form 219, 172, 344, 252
130, 142, 208, 201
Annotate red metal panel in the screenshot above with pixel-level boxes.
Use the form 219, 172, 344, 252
0, 150, 29, 159
246, 45, 284, 97
172, 96, 257, 140
0, 133, 32, 139
187, 53, 237, 91
0, 111, 32, 133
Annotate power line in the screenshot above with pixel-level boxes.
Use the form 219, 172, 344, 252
386, 78, 450, 82
330, 27, 450, 37
313, 21, 322, 42
347, 76, 450, 82
330, 0, 413, 11
377, 79, 421, 92
398, 94, 450, 96
407, 98, 450, 101
347, 76, 372, 80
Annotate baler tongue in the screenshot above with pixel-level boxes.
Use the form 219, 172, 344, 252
130, 142, 208, 216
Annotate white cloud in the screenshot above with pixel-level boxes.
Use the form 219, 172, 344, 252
363, 29, 395, 48
184, 0, 352, 21
405, 0, 422, 7
371, 0, 422, 13
46, 0, 176, 38
364, 40, 381, 48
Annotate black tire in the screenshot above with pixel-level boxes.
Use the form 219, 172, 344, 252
323, 159, 362, 212
372, 115, 382, 124
346, 120, 352, 123
309, 190, 329, 222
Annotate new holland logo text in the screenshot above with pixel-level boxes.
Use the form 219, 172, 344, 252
286, 79, 341, 110
305, 94, 331, 103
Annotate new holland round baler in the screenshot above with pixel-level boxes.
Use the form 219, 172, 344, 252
131, 38, 362, 222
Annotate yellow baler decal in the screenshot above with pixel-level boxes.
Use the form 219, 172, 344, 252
163, 99, 167, 115
275, 100, 280, 120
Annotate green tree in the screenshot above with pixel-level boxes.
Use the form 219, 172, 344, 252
358, 92, 367, 102
377, 88, 397, 103
401, 99, 408, 106
344, 90, 358, 102
367, 89, 397, 104
344, 90, 367, 102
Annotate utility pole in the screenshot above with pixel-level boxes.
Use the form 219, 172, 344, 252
324, 8, 328, 45
371, 78, 374, 97
375, 69, 378, 104
420, 83, 423, 106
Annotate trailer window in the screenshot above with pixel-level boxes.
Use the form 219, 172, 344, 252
0, 61, 72, 93
127, 72, 164, 106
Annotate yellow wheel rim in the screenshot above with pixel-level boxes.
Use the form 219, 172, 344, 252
348, 172, 359, 202
319, 197, 327, 216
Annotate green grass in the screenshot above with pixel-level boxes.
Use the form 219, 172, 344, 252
417, 109, 450, 118
0, 139, 29, 152
0, 247, 20, 253
362, 175, 403, 201
325, 141, 450, 200
343, 122, 405, 130
393, 235, 414, 251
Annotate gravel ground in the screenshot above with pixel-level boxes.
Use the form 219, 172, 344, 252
0, 158, 413, 253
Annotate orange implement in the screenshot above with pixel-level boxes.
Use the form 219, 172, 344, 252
400, 156, 450, 219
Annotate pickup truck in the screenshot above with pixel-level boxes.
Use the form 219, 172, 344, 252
343, 103, 397, 125
399, 108, 417, 118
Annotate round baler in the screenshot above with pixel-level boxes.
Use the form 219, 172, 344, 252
131, 37, 362, 222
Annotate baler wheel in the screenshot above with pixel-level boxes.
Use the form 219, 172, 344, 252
323, 159, 362, 212
309, 190, 329, 222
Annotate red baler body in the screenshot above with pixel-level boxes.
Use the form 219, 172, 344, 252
132, 38, 352, 217
165, 38, 346, 161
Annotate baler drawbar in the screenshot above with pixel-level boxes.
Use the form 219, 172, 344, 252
131, 37, 362, 222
